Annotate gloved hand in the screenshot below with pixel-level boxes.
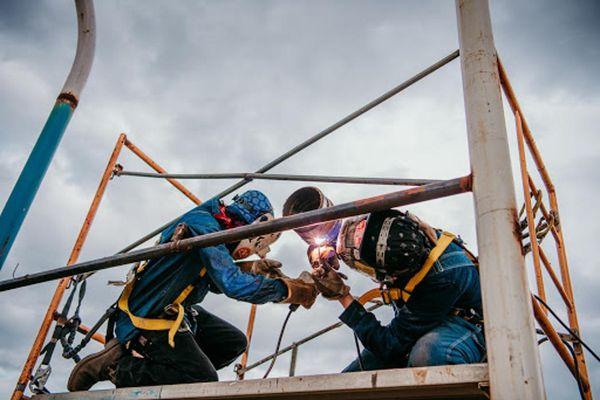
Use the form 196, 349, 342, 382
307, 244, 340, 272
236, 259, 287, 279
311, 268, 350, 300
279, 271, 319, 309
406, 211, 438, 245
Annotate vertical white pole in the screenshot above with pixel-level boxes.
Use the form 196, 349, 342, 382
455, 1, 545, 399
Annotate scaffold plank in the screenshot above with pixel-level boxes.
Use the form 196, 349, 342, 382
34, 364, 488, 400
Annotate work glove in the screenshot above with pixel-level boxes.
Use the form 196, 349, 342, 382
236, 259, 287, 279
307, 244, 340, 272
311, 268, 350, 300
279, 271, 319, 309
406, 211, 438, 245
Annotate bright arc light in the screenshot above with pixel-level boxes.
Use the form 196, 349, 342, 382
314, 237, 326, 245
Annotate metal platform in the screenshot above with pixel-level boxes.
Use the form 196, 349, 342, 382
34, 364, 489, 400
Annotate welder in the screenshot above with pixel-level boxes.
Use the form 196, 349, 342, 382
283, 187, 485, 372
68, 190, 318, 390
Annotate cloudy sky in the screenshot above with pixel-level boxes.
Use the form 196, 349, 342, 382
0, 0, 598, 398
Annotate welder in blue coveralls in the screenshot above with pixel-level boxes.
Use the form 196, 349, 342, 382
67, 190, 318, 390
283, 186, 485, 373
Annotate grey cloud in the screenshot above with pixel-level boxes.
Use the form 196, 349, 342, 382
0, 1, 598, 398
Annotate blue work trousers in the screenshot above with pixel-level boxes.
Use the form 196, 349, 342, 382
343, 316, 485, 372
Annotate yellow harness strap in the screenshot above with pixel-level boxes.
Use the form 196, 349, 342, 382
118, 267, 207, 347
358, 232, 456, 305
400, 231, 455, 302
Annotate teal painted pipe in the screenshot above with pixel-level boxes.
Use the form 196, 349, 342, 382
0, 101, 74, 267
0, 0, 95, 270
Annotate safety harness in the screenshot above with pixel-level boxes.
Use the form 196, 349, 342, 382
117, 223, 206, 347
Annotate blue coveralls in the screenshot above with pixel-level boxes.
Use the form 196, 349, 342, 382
113, 199, 288, 386
341, 239, 485, 371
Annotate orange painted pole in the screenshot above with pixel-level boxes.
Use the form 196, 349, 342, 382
515, 112, 546, 303
537, 247, 573, 310
499, 59, 554, 193
11, 134, 127, 400
237, 304, 258, 380
500, 61, 591, 399
532, 297, 589, 392
124, 139, 201, 205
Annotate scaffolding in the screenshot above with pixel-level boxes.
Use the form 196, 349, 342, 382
1, 1, 593, 399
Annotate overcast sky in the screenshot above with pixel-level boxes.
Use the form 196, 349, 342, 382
0, 1, 598, 398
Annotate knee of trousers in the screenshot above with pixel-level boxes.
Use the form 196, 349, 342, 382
231, 331, 248, 358
407, 332, 448, 367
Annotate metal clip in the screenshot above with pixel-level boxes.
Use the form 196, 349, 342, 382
29, 363, 52, 394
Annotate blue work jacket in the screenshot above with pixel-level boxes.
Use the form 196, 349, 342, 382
339, 238, 482, 365
115, 199, 288, 343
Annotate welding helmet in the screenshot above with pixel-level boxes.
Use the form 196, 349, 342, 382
226, 190, 281, 259
336, 210, 433, 282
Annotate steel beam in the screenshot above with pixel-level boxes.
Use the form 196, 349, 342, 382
455, 1, 545, 399
116, 170, 439, 187
0, 176, 471, 292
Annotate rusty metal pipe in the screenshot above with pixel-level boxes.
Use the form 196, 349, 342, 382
115, 170, 439, 187
11, 133, 125, 400
0, 176, 471, 292
117, 50, 460, 254
537, 247, 573, 310
532, 297, 589, 391
123, 139, 201, 205
515, 112, 547, 303
237, 304, 258, 380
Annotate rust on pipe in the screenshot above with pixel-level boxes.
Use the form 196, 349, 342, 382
532, 297, 589, 392
11, 134, 127, 400
498, 59, 555, 194
0, 176, 472, 291
515, 112, 547, 303
124, 139, 201, 205
500, 60, 590, 394
537, 247, 573, 310
238, 304, 258, 380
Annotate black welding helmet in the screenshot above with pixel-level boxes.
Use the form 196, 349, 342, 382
336, 209, 433, 283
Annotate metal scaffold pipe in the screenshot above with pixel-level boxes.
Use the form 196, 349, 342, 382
456, 1, 544, 398
115, 170, 440, 187
0, 176, 471, 292
0, 0, 96, 270
117, 49, 460, 254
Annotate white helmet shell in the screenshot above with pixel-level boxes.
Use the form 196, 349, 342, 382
231, 213, 281, 260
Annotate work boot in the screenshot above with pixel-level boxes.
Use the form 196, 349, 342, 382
67, 338, 122, 391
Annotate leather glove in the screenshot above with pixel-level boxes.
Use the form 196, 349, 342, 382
311, 268, 350, 300
236, 259, 287, 279
279, 271, 318, 309
307, 244, 340, 271
406, 211, 438, 245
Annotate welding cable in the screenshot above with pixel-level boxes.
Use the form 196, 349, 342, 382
534, 295, 599, 362
262, 307, 295, 379
353, 333, 364, 371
